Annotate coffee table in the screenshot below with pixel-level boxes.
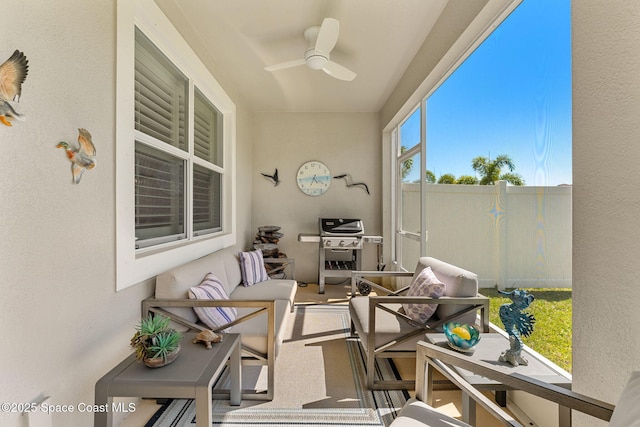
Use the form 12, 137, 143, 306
95, 332, 241, 427
424, 333, 571, 427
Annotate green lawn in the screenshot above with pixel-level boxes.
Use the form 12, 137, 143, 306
478, 288, 572, 373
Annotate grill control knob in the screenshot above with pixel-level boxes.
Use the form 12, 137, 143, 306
339, 240, 346, 247
323, 239, 331, 247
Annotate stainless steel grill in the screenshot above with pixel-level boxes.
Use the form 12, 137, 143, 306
298, 218, 383, 294
320, 218, 364, 235
318, 218, 370, 294
320, 218, 364, 250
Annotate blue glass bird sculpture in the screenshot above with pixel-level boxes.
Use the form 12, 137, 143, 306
498, 288, 535, 366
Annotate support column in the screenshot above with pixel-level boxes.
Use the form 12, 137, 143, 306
494, 180, 507, 290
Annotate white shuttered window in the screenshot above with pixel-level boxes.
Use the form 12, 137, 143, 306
134, 27, 223, 249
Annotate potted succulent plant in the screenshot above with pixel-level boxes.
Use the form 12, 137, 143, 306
130, 314, 182, 368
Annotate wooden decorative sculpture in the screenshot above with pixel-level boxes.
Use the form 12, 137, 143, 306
56, 128, 97, 184
498, 288, 536, 366
0, 50, 29, 126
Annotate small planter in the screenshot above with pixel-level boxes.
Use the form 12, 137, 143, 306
143, 345, 181, 368
131, 315, 183, 369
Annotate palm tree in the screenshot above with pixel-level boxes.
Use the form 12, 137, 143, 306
471, 154, 524, 185
400, 146, 413, 180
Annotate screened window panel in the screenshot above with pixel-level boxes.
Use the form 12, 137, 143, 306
400, 152, 420, 232
194, 87, 223, 166
135, 28, 187, 151
135, 142, 185, 247
397, 233, 421, 272
193, 163, 222, 236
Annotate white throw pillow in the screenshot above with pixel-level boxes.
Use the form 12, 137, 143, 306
609, 371, 640, 427
189, 273, 237, 332
239, 249, 270, 286
402, 267, 446, 323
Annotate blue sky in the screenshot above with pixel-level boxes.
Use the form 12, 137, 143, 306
402, 0, 571, 186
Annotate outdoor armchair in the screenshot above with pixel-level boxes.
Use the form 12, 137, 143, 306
349, 257, 490, 390
390, 340, 638, 427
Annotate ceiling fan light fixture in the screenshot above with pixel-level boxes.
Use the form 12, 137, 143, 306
265, 18, 355, 81
306, 54, 328, 70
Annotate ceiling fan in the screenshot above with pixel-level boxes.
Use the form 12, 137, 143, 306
264, 18, 357, 81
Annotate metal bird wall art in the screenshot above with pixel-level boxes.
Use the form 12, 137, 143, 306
57, 128, 97, 184
0, 50, 29, 127
261, 168, 280, 186
333, 173, 370, 195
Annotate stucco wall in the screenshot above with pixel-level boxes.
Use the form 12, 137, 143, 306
251, 112, 382, 284
0, 1, 253, 425
573, 0, 640, 425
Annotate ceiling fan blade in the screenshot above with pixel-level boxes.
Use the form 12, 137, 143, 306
265, 58, 306, 72
322, 60, 357, 81
315, 18, 339, 54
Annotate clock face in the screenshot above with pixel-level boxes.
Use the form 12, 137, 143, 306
297, 161, 331, 196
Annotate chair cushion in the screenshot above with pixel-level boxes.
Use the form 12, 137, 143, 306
415, 257, 478, 326
389, 398, 471, 427
188, 273, 237, 332
609, 371, 640, 427
349, 297, 424, 352
239, 249, 270, 286
402, 267, 445, 323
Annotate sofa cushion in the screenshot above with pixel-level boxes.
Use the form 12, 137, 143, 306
155, 250, 235, 326
239, 249, 270, 286
230, 278, 297, 309
231, 300, 291, 357
402, 267, 445, 324
222, 250, 243, 291
189, 273, 237, 332
609, 371, 640, 427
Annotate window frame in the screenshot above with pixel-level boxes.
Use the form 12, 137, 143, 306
116, 0, 236, 291
394, 104, 427, 271
384, 0, 522, 271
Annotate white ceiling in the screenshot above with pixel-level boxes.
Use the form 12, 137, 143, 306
153, 0, 482, 113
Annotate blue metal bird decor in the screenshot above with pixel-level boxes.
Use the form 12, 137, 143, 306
0, 50, 29, 126
498, 288, 536, 366
57, 128, 97, 184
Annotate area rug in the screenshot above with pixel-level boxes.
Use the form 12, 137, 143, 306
146, 304, 408, 427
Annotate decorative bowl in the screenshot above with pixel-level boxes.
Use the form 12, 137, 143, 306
443, 323, 481, 352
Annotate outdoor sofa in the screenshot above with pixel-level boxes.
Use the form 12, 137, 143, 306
141, 248, 297, 400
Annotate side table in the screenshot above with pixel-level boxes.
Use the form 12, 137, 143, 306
424, 333, 571, 427
95, 332, 241, 427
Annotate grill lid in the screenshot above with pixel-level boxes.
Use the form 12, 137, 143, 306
319, 218, 364, 235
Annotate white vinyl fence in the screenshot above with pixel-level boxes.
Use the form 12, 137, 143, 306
401, 181, 572, 289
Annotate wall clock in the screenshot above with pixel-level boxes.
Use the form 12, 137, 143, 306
296, 161, 331, 196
